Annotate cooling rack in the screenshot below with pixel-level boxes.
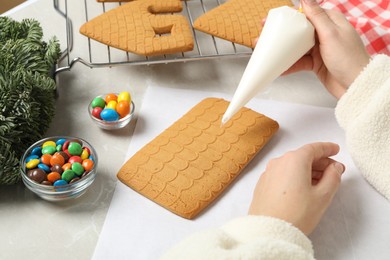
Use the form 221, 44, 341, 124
53, 0, 253, 74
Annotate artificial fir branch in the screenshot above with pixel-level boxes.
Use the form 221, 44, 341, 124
0, 17, 60, 185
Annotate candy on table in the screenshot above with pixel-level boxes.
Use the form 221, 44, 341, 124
25, 138, 95, 186
91, 91, 132, 121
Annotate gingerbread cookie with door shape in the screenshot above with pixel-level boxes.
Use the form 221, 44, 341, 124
80, 0, 194, 56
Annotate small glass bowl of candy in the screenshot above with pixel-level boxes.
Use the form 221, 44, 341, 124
20, 136, 98, 202
88, 92, 135, 130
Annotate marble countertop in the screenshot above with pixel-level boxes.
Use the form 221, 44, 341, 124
0, 1, 336, 259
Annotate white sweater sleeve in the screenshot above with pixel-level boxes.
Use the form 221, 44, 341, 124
335, 54, 390, 200
160, 215, 314, 260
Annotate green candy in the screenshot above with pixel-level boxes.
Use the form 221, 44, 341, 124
68, 142, 82, 156
91, 97, 106, 109
62, 170, 75, 182
41, 145, 56, 155
71, 162, 85, 176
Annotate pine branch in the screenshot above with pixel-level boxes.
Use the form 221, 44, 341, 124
0, 16, 60, 185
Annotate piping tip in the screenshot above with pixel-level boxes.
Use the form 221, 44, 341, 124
298, 1, 303, 12
220, 116, 227, 127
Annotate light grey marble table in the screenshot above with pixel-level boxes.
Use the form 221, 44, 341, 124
0, 1, 336, 259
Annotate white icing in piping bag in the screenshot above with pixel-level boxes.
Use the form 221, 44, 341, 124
221, 6, 315, 125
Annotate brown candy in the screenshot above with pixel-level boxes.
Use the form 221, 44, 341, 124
81, 171, 90, 178
58, 151, 69, 162
69, 177, 80, 184
51, 164, 64, 174
27, 168, 47, 183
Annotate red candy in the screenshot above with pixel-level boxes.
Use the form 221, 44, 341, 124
68, 156, 82, 164
62, 140, 70, 150
92, 107, 103, 119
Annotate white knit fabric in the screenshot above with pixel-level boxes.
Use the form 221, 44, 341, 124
160, 215, 314, 259
335, 54, 390, 200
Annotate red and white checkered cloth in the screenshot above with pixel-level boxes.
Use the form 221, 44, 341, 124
320, 0, 390, 56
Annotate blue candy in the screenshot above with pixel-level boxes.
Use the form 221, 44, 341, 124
56, 138, 66, 146
53, 180, 68, 186
53, 179, 68, 191
100, 108, 119, 121
25, 154, 39, 163
37, 163, 51, 173
31, 147, 42, 157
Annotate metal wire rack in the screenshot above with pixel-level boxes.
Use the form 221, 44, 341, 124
53, 0, 253, 74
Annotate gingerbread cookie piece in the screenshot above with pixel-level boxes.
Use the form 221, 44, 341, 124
97, 0, 132, 2
193, 0, 293, 48
117, 98, 279, 219
80, 0, 194, 56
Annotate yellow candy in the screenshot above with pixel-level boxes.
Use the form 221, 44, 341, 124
42, 140, 56, 148
106, 100, 117, 110
26, 159, 40, 169
117, 91, 131, 103
80, 149, 89, 160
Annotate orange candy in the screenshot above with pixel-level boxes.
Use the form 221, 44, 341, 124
50, 152, 65, 166
116, 100, 130, 118
82, 159, 94, 171
40, 154, 52, 166
105, 93, 118, 104
62, 162, 72, 171
47, 172, 61, 183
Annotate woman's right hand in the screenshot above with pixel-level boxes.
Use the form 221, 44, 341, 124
248, 142, 345, 235
284, 0, 370, 99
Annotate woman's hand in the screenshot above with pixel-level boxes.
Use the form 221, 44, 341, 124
283, 0, 370, 99
248, 142, 345, 235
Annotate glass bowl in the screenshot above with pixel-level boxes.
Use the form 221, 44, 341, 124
20, 136, 98, 202
88, 93, 135, 130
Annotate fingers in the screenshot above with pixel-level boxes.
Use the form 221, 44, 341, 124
297, 143, 344, 193
302, 0, 337, 33
315, 161, 345, 197
302, 0, 352, 42
312, 157, 338, 172
299, 142, 340, 163
325, 9, 349, 27
282, 55, 314, 75
311, 157, 338, 184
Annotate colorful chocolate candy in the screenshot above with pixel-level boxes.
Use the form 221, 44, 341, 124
24, 138, 95, 186
91, 92, 132, 121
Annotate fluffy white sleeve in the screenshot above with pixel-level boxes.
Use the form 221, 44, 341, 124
335, 54, 390, 200
160, 215, 314, 260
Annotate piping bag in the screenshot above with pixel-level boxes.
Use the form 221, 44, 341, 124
221, 5, 315, 125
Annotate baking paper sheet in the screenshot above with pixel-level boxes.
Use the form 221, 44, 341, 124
93, 85, 390, 260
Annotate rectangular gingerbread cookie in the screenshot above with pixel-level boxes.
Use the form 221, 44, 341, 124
193, 0, 294, 48
117, 98, 279, 219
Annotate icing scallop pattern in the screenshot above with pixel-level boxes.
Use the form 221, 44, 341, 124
117, 98, 279, 219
